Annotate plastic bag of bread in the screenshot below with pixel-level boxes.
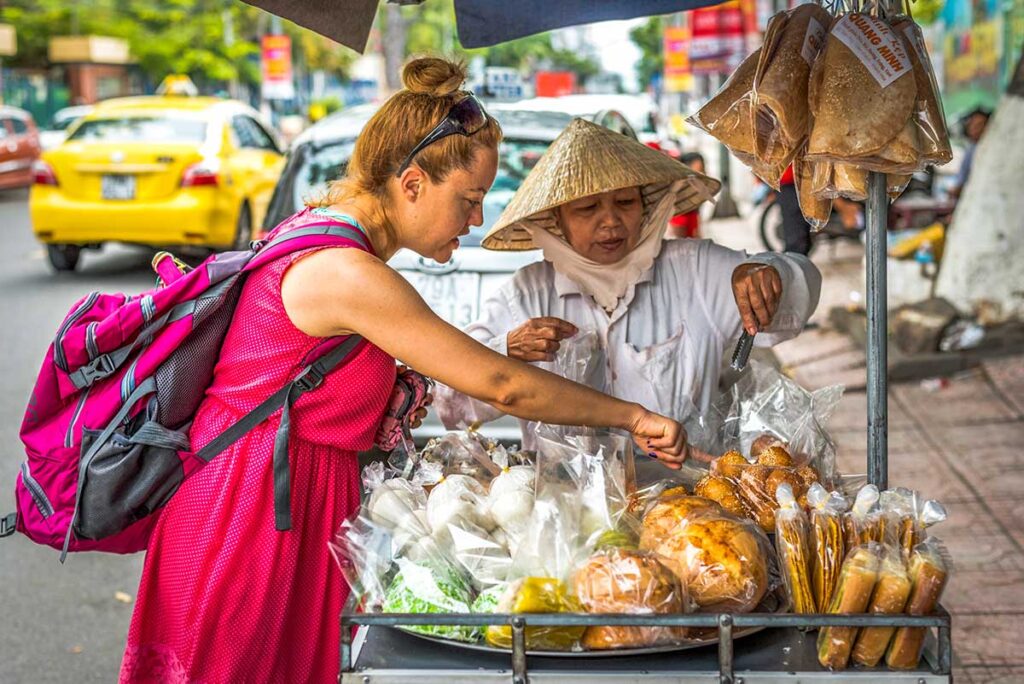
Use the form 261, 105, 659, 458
573, 544, 689, 649
485, 576, 585, 650
886, 537, 951, 669
752, 5, 832, 163
843, 484, 881, 549
639, 496, 772, 612
852, 547, 913, 667
878, 488, 948, 560
890, 16, 952, 165
807, 483, 848, 612
774, 483, 815, 613
721, 361, 843, 483
806, 13, 917, 167
688, 48, 791, 188
817, 542, 883, 670
733, 445, 821, 532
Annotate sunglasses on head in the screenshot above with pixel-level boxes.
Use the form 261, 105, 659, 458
395, 93, 489, 177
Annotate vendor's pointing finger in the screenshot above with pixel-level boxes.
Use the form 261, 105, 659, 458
534, 317, 578, 337
747, 281, 772, 329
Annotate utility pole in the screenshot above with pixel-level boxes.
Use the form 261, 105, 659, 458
711, 71, 741, 218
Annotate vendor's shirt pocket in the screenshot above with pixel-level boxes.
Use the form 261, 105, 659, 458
619, 327, 691, 415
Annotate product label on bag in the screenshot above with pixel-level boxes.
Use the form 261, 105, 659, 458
801, 17, 827, 65
831, 14, 911, 88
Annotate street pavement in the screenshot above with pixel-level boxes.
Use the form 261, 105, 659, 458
0, 188, 153, 683
0, 191, 1020, 682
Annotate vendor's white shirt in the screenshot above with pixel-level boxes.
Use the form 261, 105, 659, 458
434, 239, 822, 449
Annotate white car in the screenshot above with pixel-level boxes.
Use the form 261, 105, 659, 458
262, 104, 638, 442
38, 105, 94, 150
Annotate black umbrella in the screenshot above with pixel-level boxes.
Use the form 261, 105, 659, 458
242, 0, 727, 53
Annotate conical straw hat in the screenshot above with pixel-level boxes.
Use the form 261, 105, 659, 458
482, 118, 721, 251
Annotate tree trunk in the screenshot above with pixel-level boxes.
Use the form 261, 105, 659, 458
933, 50, 1024, 321
383, 4, 407, 94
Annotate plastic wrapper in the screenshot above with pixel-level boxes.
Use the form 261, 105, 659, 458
573, 546, 690, 649
887, 173, 912, 200
817, 542, 883, 670
486, 465, 535, 554
533, 426, 632, 546
774, 484, 815, 613
720, 361, 842, 484
639, 494, 773, 613
382, 557, 481, 643
886, 537, 951, 669
688, 48, 792, 188
852, 548, 913, 667
890, 16, 952, 166
471, 583, 506, 613
843, 484, 881, 549
751, 5, 832, 164
795, 152, 833, 231
808, 483, 848, 612
553, 329, 607, 394
418, 431, 503, 483
485, 577, 585, 650
708, 443, 821, 533
330, 512, 400, 610
878, 487, 947, 560
806, 13, 920, 172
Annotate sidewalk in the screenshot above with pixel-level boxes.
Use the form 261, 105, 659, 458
706, 214, 1024, 683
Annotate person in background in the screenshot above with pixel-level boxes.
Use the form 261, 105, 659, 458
776, 163, 812, 255
668, 152, 706, 239
949, 107, 991, 199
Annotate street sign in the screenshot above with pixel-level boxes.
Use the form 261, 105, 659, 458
484, 67, 524, 99
261, 34, 295, 100
689, 0, 747, 75
664, 25, 694, 93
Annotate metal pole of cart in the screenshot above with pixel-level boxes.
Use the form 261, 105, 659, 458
865, 172, 889, 489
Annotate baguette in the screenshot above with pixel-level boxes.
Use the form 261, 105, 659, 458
886, 540, 950, 669
817, 543, 882, 670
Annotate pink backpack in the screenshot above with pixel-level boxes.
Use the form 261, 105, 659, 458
3, 208, 370, 561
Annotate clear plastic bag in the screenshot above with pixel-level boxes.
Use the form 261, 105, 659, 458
485, 465, 536, 555
721, 361, 843, 484
890, 16, 952, 166
885, 537, 952, 669
330, 512, 399, 611
382, 556, 481, 643
817, 542, 883, 670
775, 483, 815, 613
852, 547, 913, 667
573, 545, 690, 649
418, 431, 503, 483
485, 576, 585, 650
752, 5, 833, 165
806, 13, 920, 171
638, 494, 773, 613
553, 329, 607, 393
795, 152, 833, 231
807, 483, 849, 612
843, 484, 881, 549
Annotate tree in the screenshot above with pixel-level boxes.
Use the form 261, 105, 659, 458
934, 50, 1024, 321
630, 16, 665, 92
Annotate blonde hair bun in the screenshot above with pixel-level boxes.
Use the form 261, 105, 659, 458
402, 57, 467, 97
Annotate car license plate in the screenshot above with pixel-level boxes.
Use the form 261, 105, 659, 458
102, 174, 136, 201
409, 272, 480, 328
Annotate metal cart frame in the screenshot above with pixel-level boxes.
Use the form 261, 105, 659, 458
340, 172, 953, 682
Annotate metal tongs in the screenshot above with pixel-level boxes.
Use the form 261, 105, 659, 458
730, 330, 756, 372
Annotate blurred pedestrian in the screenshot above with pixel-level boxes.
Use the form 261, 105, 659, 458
668, 152, 706, 239
949, 106, 991, 199
776, 163, 812, 255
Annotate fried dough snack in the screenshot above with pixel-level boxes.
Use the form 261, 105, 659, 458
890, 17, 952, 165
886, 538, 950, 669
775, 484, 815, 613
694, 475, 747, 518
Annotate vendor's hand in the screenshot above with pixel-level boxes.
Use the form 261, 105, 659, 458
507, 317, 578, 363
627, 408, 688, 470
732, 263, 783, 336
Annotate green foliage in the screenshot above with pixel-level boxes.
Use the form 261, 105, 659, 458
630, 16, 665, 91
0, 0, 354, 89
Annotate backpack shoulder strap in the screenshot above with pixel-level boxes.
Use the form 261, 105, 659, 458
245, 219, 371, 272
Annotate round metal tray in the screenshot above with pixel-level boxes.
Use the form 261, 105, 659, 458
393, 590, 784, 658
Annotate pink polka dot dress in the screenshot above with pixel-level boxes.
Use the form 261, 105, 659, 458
120, 209, 396, 683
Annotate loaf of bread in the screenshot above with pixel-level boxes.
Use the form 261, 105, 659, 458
851, 551, 913, 667
886, 539, 950, 669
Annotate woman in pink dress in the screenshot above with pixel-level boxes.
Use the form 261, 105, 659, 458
120, 57, 687, 684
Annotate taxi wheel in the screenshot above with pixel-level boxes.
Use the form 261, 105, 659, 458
232, 202, 253, 251
47, 244, 81, 272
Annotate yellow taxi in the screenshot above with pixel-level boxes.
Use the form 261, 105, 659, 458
30, 87, 285, 271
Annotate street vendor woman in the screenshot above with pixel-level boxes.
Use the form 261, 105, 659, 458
119, 59, 685, 684
434, 119, 823, 450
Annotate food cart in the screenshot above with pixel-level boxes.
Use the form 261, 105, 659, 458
335, 2, 953, 680
336, 165, 952, 682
